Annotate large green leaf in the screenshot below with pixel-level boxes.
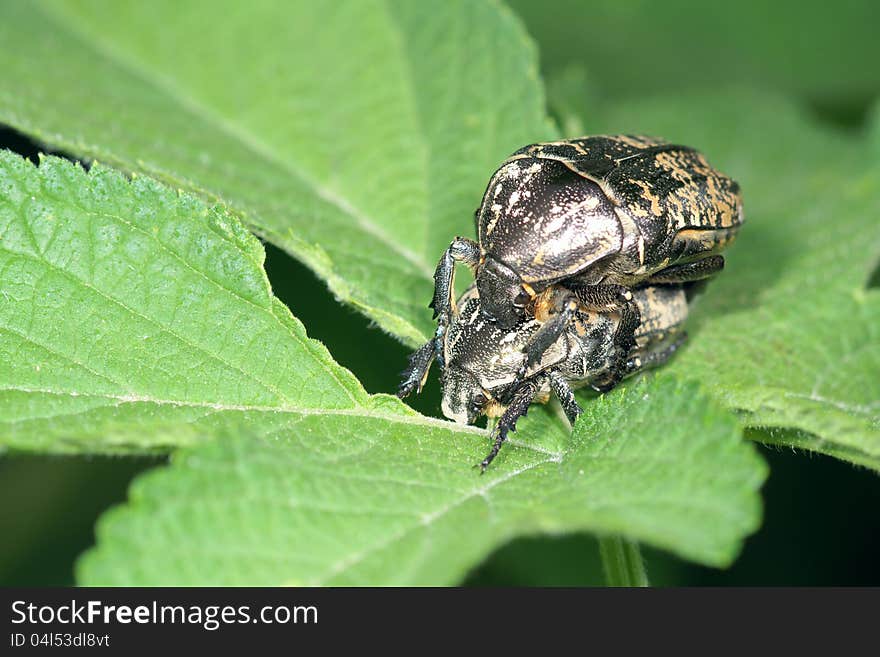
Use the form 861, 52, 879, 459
0, 151, 764, 581
78, 376, 763, 585
0, 4, 875, 473
0, 0, 554, 346
555, 88, 880, 470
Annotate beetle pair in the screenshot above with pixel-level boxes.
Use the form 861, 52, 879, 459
398, 135, 743, 470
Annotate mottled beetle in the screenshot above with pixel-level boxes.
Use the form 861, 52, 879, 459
429, 135, 742, 391
401, 284, 689, 470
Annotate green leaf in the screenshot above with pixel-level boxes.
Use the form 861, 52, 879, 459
78, 376, 764, 585
1, 151, 764, 581
563, 89, 880, 470
0, 0, 554, 346
0, 151, 373, 453
508, 0, 880, 114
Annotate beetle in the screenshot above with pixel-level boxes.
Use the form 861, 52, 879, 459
400, 283, 689, 470
429, 135, 741, 390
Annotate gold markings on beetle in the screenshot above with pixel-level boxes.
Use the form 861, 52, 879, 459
532, 245, 547, 267
631, 178, 663, 216
531, 286, 554, 322
652, 150, 742, 230
615, 134, 665, 149
483, 400, 504, 418
533, 390, 552, 404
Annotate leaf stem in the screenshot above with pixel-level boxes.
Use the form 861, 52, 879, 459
599, 536, 649, 587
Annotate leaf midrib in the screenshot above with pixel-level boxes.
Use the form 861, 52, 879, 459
0, 384, 487, 435
2, 385, 580, 468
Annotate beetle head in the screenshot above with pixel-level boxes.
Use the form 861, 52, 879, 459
476, 257, 530, 328
440, 365, 490, 425
440, 289, 528, 424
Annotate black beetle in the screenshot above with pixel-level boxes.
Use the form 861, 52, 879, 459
401, 284, 689, 470
428, 135, 741, 390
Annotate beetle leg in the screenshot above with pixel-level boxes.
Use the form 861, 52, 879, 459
513, 295, 580, 384
646, 255, 724, 285
623, 332, 689, 378
429, 237, 480, 328
548, 369, 583, 425
397, 339, 437, 399
478, 377, 541, 472
569, 284, 641, 394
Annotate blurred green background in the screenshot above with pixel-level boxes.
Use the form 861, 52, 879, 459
2, 0, 879, 586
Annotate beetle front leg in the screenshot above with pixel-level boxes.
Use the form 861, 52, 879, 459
548, 369, 583, 425
570, 284, 641, 393
478, 377, 542, 472
429, 237, 480, 328
397, 339, 437, 399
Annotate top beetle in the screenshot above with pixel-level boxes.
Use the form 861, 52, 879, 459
430, 135, 743, 330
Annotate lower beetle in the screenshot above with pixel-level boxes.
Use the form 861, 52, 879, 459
399, 284, 689, 470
